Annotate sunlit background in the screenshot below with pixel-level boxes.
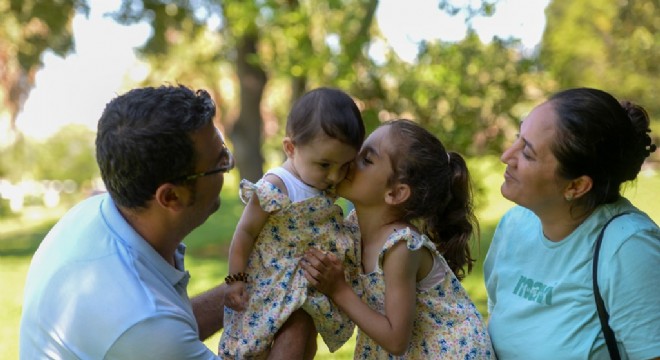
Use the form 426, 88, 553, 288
16, 0, 550, 139
1, 0, 658, 358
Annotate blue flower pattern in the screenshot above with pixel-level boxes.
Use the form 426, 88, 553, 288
218, 176, 359, 358
354, 223, 494, 359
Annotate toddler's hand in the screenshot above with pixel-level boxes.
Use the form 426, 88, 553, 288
301, 248, 347, 297
224, 281, 249, 311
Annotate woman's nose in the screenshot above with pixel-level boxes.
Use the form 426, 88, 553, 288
501, 141, 518, 164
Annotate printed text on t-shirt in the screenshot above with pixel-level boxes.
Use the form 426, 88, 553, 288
512, 275, 553, 305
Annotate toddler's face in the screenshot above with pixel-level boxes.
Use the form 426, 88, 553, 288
288, 134, 357, 191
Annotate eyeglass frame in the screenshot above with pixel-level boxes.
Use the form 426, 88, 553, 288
169, 145, 235, 183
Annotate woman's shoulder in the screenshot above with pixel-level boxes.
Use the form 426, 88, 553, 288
595, 198, 659, 248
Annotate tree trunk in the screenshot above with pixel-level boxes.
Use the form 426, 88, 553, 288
229, 33, 267, 183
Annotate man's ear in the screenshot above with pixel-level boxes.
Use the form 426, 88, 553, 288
563, 175, 593, 201
385, 183, 410, 205
283, 137, 295, 158
154, 183, 189, 211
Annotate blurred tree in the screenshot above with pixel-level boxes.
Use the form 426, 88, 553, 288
111, 0, 380, 182
369, 32, 538, 156
540, 0, 659, 119
0, 0, 88, 133
33, 124, 98, 185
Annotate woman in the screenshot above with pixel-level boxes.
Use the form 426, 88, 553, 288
484, 87, 659, 359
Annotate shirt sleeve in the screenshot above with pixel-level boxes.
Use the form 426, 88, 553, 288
105, 315, 219, 360
602, 227, 660, 360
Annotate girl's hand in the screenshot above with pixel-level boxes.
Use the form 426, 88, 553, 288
301, 248, 348, 297
224, 281, 249, 311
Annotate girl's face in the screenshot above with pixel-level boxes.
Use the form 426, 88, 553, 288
338, 125, 394, 205
500, 101, 570, 213
285, 133, 357, 191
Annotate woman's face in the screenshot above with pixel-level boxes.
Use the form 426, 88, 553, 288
500, 101, 570, 214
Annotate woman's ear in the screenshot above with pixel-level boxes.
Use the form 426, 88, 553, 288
283, 137, 295, 158
385, 183, 410, 205
563, 175, 593, 201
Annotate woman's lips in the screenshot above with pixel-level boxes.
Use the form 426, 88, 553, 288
503, 169, 515, 182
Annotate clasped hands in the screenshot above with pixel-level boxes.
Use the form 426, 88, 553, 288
224, 248, 348, 312
300, 248, 348, 297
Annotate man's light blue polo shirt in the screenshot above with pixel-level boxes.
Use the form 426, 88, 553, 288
20, 193, 219, 359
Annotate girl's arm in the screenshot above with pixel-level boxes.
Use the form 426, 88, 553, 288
302, 243, 419, 355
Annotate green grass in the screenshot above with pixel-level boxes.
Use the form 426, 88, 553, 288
2, 159, 659, 359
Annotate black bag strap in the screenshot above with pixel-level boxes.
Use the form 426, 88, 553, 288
593, 212, 630, 360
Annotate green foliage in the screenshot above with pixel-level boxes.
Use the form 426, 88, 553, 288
0, 0, 89, 123
541, 0, 660, 119
32, 124, 98, 184
0, 124, 98, 185
359, 32, 539, 156
4, 0, 88, 69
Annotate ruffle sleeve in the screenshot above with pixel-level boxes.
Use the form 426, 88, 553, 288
238, 178, 291, 213
377, 227, 435, 269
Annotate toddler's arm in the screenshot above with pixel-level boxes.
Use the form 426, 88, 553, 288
225, 193, 270, 311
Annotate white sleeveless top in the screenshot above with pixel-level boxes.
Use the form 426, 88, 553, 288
266, 167, 320, 202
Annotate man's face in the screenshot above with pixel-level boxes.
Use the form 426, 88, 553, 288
184, 123, 233, 229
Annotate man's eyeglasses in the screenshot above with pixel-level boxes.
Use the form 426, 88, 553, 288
170, 148, 235, 183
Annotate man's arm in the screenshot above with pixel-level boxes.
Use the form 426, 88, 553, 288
191, 283, 227, 341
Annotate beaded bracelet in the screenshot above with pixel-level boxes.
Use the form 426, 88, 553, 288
224, 272, 249, 284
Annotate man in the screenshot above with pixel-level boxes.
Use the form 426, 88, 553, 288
20, 85, 232, 359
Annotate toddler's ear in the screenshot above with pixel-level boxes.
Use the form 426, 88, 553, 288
385, 183, 410, 205
282, 137, 295, 158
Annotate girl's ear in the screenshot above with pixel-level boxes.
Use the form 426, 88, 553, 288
385, 183, 410, 205
283, 137, 295, 158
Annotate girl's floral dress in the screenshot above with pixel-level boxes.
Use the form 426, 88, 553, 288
218, 179, 360, 359
351, 217, 494, 359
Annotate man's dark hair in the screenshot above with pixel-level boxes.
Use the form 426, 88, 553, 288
96, 85, 216, 208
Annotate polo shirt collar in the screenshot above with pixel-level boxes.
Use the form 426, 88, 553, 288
100, 193, 189, 288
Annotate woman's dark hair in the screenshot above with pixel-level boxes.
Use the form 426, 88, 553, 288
96, 85, 216, 209
384, 119, 478, 280
286, 87, 365, 149
549, 88, 656, 213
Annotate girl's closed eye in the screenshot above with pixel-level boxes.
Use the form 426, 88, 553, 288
359, 155, 373, 165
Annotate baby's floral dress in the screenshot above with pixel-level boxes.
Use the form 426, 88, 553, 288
218, 179, 360, 359
353, 221, 494, 359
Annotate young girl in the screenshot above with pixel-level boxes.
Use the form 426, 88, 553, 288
218, 87, 365, 359
302, 119, 494, 359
